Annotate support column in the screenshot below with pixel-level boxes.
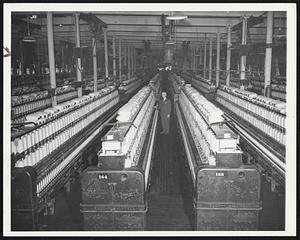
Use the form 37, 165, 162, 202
199, 45, 202, 68
134, 48, 136, 73
61, 45, 65, 72
119, 39, 122, 81
240, 16, 248, 88
203, 42, 207, 79
124, 44, 127, 74
112, 34, 116, 78
264, 11, 273, 97
226, 25, 232, 86
131, 47, 134, 76
46, 12, 57, 106
92, 37, 97, 92
195, 47, 199, 74
75, 13, 82, 97
194, 48, 197, 72
216, 32, 221, 87
127, 45, 131, 79
275, 56, 280, 76
191, 48, 193, 70
103, 28, 109, 79
209, 38, 213, 81
190, 48, 193, 70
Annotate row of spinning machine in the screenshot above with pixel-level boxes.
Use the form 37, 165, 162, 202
170, 72, 262, 231
177, 71, 286, 189
11, 71, 157, 230
80, 75, 161, 230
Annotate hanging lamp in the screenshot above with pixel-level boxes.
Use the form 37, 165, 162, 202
22, 16, 36, 43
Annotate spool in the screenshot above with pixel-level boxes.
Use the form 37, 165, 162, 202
28, 153, 33, 166
11, 141, 17, 154
42, 126, 46, 140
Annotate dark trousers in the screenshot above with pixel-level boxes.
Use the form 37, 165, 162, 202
160, 114, 170, 134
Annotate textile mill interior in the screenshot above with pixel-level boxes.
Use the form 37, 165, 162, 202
5, 8, 293, 233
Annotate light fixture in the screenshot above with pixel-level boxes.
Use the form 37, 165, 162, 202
22, 16, 36, 43
22, 35, 36, 43
166, 40, 175, 45
166, 14, 187, 21
30, 15, 37, 20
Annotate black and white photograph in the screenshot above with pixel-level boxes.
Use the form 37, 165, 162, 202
3, 3, 296, 237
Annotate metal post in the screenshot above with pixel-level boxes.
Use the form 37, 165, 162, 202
240, 16, 248, 88
195, 48, 197, 72
190, 48, 193, 70
92, 37, 97, 92
133, 47, 136, 74
209, 38, 213, 81
275, 56, 280, 76
193, 48, 197, 72
203, 42, 207, 79
199, 45, 202, 69
46, 12, 57, 106
61, 45, 65, 72
216, 32, 221, 87
128, 45, 131, 79
119, 39, 122, 81
124, 44, 127, 71
226, 25, 232, 86
75, 12, 82, 97
190, 48, 192, 70
131, 47, 134, 76
112, 34, 116, 77
103, 28, 109, 79
264, 11, 273, 97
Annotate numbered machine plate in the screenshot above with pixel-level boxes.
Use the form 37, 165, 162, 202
81, 166, 145, 206
80, 167, 146, 231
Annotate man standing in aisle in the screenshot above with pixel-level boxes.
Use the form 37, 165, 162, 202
159, 91, 171, 134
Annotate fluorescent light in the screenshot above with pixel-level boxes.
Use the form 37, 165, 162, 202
166, 15, 187, 20
166, 40, 175, 45
22, 36, 36, 42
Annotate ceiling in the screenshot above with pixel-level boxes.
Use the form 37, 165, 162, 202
11, 11, 287, 50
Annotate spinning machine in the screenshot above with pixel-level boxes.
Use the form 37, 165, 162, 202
171, 73, 262, 230
11, 86, 120, 230
80, 75, 160, 230
182, 70, 286, 190
11, 71, 158, 230
215, 85, 286, 188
